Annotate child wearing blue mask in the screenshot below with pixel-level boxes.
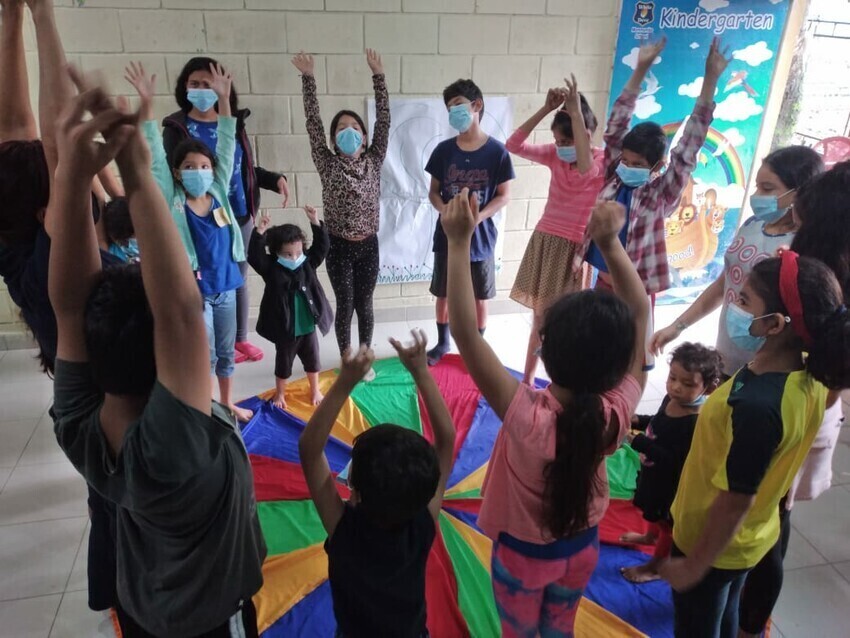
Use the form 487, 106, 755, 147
128, 61, 254, 423
248, 206, 333, 409
619, 342, 722, 584
292, 50, 389, 379
652, 146, 824, 377
425, 78, 515, 365
163, 56, 290, 366
582, 38, 727, 372
102, 198, 139, 263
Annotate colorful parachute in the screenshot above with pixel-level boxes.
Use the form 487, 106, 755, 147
238, 355, 681, 637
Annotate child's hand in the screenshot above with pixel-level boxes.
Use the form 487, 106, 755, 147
389, 329, 429, 376
637, 36, 666, 69
587, 201, 626, 247
366, 48, 384, 75
292, 52, 315, 77
704, 37, 730, 80
544, 88, 564, 112
563, 74, 581, 117
124, 61, 156, 119
304, 205, 320, 226
442, 188, 479, 243
256, 211, 271, 235
338, 345, 375, 387
208, 62, 233, 102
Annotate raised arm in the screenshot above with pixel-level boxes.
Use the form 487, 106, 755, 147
300, 346, 375, 537
366, 49, 390, 163
587, 201, 649, 389
49, 74, 135, 363
0, 0, 37, 141
445, 189, 519, 419
247, 212, 272, 278
390, 330, 455, 521
564, 75, 593, 174
505, 88, 563, 165
292, 52, 332, 171
304, 205, 329, 268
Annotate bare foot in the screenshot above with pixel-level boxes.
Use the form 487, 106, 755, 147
271, 392, 287, 410
620, 562, 662, 584
310, 390, 324, 406
230, 404, 254, 423
620, 531, 657, 545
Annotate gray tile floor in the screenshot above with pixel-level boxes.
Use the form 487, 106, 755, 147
0, 306, 848, 637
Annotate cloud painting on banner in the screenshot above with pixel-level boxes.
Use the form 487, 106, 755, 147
609, 0, 791, 304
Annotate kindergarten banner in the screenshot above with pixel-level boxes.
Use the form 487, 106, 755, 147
367, 98, 513, 284
609, 0, 791, 304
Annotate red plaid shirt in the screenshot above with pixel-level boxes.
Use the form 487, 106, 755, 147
578, 89, 715, 294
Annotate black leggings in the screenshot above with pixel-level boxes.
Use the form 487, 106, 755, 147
738, 500, 792, 634
326, 234, 379, 353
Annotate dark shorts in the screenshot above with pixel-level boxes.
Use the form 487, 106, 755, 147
429, 252, 496, 300
115, 598, 258, 638
275, 331, 321, 379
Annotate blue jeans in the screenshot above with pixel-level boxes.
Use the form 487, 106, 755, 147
203, 290, 237, 378
671, 544, 751, 638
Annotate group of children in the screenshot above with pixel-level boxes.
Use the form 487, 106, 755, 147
2, 2, 850, 636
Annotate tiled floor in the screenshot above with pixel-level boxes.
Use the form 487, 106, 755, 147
0, 306, 849, 637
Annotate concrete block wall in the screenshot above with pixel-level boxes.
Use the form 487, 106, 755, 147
0, 0, 620, 341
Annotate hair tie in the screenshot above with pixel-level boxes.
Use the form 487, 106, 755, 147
778, 250, 814, 347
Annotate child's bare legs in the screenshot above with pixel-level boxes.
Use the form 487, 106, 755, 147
307, 372, 323, 405
476, 299, 487, 333
273, 376, 287, 410
219, 375, 253, 422
0, 0, 37, 142
522, 309, 544, 385
620, 521, 670, 584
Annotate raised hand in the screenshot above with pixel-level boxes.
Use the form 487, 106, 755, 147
338, 345, 375, 387
704, 37, 730, 80
389, 329, 428, 376
442, 188, 479, 243
563, 74, 581, 116
544, 88, 564, 112
587, 201, 626, 247
208, 62, 232, 102
303, 204, 320, 226
637, 36, 666, 69
124, 61, 156, 120
291, 51, 315, 77
366, 48, 383, 75
255, 211, 271, 235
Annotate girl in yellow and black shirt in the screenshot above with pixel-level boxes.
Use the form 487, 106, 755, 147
661, 251, 850, 638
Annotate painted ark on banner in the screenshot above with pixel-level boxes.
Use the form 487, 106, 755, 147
367, 98, 513, 285
611, 0, 791, 304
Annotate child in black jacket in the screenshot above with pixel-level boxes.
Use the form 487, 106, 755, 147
248, 206, 333, 409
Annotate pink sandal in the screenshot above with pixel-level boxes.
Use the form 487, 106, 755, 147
235, 341, 264, 362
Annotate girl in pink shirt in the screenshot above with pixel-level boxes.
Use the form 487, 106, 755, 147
506, 75, 606, 384
443, 191, 649, 638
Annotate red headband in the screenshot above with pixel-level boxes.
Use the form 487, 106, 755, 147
778, 250, 813, 347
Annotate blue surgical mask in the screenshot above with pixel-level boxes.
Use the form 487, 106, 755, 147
725, 303, 769, 353
448, 104, 474, 133
616, 163, 651, 187
277, 254, 307, 270
750, 190, 793, 223
556, 145, 577, 163
186, 88, 218, 113
180, 169, 214, 198
335, 127, 363, 156
682, 393, 707, 408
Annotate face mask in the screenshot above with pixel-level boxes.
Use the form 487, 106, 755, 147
750, 190, 793, 223
616, 163, 652, 187
556, 145, 577, 163
335, 127, 363, 156
682, 393, 707, 408
186, 88, 218, 113
448, 104, 474, 133
180, 169, 214, 198
725, 303, 769, 353
277, 254, 307, 270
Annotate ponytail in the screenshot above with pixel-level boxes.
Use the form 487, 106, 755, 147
543, 392, 607, 538
807, 305, 850, 389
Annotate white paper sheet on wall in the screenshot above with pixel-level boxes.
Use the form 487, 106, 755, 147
367, 97, 513, 284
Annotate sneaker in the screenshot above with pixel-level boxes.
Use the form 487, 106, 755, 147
363, 367, 377, 382
235, 341, 264, 362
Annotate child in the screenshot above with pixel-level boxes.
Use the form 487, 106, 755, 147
127, 62, 254, 423
49, 70, 266, 637
163, 56, 291, 364
661, 252, 850, 637
652, 146, 824, 376
583, 37, 728, 371
102, 198, 139, 263
619, 342, 723, 583
425, 78, 514, 365
299, 332, 455, 638
507, 75, 605, 383
292, 50, 389, 376
444, 190, 649, 637
248, 206, 333, 409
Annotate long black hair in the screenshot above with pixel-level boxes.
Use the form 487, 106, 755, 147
539, 290, 636, 537
761, 145, 824, 192
749, 256, 850, 389
174, 56, 239, 115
